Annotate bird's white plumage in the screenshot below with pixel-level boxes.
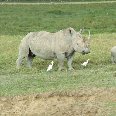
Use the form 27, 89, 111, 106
81, 59, 90, 67
47, 61, 54, 71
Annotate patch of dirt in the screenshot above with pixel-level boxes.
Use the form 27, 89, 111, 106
0, 88, 116, 116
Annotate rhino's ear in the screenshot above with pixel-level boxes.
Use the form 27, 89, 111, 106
68, 27, 75, 36
64, 27, 76, 36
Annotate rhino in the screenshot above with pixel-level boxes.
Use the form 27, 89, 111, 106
111, 46, 116, 64
16, 27, 90, 70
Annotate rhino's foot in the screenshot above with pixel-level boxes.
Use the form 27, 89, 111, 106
16, 66, 20, 69
58, 67, 65, 71
112, 62, 116, 64
111, 60, 116, 64
16, 62, 21, 69
27, 65, 32, 69
68, 67, 75, 71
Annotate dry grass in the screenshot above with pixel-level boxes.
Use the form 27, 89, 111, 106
0, 88, 116, 116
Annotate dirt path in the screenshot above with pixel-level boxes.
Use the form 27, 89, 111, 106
0, 88, 116, 116
0, 1, 116, 5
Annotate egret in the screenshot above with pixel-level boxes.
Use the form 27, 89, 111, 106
81, 59, 90, 67
47, 61, 54, 71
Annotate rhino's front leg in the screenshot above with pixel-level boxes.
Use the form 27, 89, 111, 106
67, 56, 74, 70
57, 53, 65, 71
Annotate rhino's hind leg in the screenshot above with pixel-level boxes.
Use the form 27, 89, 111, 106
111, 56, 116, 64
26, 56, 33, 68
16, 55, 24, 69
111, 56, 114, 64
26, 48, 36, 68
26, 55, 35, 68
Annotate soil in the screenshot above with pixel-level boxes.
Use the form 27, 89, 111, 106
0, 88, 116, 116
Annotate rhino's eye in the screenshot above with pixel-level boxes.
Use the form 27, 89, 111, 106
77, 43, 78, 45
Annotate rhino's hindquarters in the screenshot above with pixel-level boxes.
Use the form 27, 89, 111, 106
111, 46, 116, 64
111, 52, 116, 64
27, 48, 36, 68
111, 56, 116, 64
16, 44, 34, 69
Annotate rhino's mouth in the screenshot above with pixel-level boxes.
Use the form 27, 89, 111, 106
82, 51, 86, 55
82, 51, 90, 55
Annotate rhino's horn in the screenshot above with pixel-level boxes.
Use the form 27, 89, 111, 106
79, 29, 83, 33
79, 27, 85, 33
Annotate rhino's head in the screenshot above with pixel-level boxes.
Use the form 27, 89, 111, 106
68, 28, 90, 55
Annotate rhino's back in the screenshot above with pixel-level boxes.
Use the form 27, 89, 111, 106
28, 31, 64, 44
28, 30, 71, 52
26, 31, 67, 58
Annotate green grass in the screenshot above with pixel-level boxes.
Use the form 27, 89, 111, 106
0, 3, 116, 97
0, 33, 116, 96
0, 3, 116, 35
105, 102, 116, 116
0, 0, 115, 3
0, 3, 116, 116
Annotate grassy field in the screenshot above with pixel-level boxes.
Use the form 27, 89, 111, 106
0, 33, 116, 96
0, 3, 116, 95
0, 3, 116, 115
0, 3, 116, 35
0, 2, 116, 96
0, 0, 115, 3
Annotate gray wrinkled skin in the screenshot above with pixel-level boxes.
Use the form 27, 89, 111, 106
16, 27, 90, 70
111, 46, 116, 64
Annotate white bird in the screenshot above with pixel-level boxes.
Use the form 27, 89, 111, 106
81, 59, 90, 67
47, 61, 54, 71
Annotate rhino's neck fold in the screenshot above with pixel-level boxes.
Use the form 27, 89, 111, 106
64, 48, 75, 58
